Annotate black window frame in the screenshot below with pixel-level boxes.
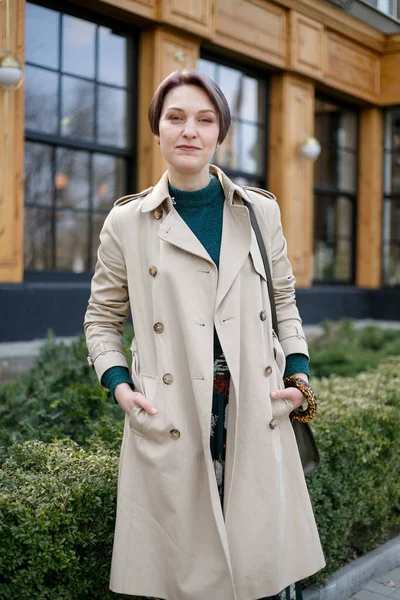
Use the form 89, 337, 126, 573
24, 0, 139, 279
198, 50, 270, 189
312, 91, 360, 286
382, 105, 400, 288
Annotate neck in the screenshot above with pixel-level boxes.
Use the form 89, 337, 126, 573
167, 164, 211, 191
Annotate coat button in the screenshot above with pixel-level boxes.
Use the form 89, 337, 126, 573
154, 208, 163, 220
260, 310, 267, 321
269, 419, 278, 430
153, 322, 164, 334
163, 373, 173, 385
169, 428, 180, 440
264, 366, 273, 377
149, 266, 158, 277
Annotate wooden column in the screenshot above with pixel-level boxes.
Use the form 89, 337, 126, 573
269, 73, 315, 288
356, 108, 383, 288
137, 28, 199, 190
0, 0, 25, 283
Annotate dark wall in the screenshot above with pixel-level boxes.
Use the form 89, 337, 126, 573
0, 280, 399, 342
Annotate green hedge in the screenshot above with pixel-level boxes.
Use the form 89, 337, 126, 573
0, 353, 399, 595
309, 319, 400, 378
0, 441, 119, 599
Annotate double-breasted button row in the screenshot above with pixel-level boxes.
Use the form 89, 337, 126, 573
153, 322, 164, 334
163, 373, 173, 385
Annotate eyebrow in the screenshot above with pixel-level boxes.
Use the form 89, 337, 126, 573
165, 107, 217, 115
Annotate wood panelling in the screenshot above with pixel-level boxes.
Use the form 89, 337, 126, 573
0, 0, 25, 283
381, 35, 400, 105
325, 31, 380, 102
357, 108, 383, 288
290, 11, 324, 79
137, 28, 199, 190
214, 0, 287, 68
278, 0, 385, 53
94, 0, 156, 20
269, 74, 315, 288
160, 0, 212, 39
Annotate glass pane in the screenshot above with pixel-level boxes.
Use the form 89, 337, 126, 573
241, 123, 264, 175
97, 86, 128, 147
315, 147, 356, 192
315, 99, 357, 151
24, 207, 53, 270
241, 76, 263, 124
24, 143, 53, 207
93, 154, 126, 210
56, 210, 88, 272
99, 26, 127, 87
25, 3, 59, 69
215, 121, 239, 171
385, 110, 400, 151
219, 65, 242, 118
61, 75, 95, 140
382, 243, 400, 286
56, 148, 90, 210
62, 15, 95, 78
334, 240, 351, 280
313, 240, 335, 281
197, 59, 216, 82
390, 152, 400, 192
25, 66, 58, 134
92, 213, 108, 268
336, 112, 358, 150
336, 196, 353, 239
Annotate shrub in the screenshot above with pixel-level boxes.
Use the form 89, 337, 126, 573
0, 440, 120, 600
306, 357, 400, 584
309, 319, 400, 378
0, 334, 127, 460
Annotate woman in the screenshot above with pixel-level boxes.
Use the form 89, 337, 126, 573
84, 70, 325, 600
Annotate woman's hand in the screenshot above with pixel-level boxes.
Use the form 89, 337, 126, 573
114, 382, 158, 417
270, 372, 309, 410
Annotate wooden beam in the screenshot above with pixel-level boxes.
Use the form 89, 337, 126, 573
0, 0, 25, 283
269, 73, 315, 288
356, 108, 384, 288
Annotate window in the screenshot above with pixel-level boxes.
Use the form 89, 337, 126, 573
383, 108, 400, 286
198, 57, 268, 188
313, 97, 358, 283
364, 0, 397, 19
24, 2, 137, 272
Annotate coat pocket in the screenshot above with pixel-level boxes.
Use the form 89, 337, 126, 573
272, 330, 286, 380
129, 374, 157, 437
271, 397, 294, 421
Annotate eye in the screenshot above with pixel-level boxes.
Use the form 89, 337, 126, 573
168, 115, 182, 122
200, 118, 213, 123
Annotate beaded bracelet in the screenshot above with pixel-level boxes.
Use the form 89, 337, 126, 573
283, 375, 318, 423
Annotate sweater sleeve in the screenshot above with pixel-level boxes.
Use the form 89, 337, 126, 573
284, 354, 310, 379
101, 366, 135, 403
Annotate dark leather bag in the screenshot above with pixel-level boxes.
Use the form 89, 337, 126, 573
242, 194, 320, 476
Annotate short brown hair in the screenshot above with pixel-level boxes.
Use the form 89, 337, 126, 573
148, 69, 231, 145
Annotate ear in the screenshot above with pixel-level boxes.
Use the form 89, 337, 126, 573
155, 135, 160, 145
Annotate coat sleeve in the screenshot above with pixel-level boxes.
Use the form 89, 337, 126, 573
270, 201, 309, 360
84, 208, 130, 383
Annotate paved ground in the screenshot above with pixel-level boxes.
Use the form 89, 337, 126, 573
348, 567, 400, 600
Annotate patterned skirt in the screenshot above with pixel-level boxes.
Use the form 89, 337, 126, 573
132, 349, 303, 600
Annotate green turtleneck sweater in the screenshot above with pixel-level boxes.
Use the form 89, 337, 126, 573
101, 175, 309, 401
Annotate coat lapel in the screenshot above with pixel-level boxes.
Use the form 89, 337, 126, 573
157, 209, 214, 264
215, 200, 253, 312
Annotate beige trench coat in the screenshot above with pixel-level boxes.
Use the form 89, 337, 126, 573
84, 165, 325, 600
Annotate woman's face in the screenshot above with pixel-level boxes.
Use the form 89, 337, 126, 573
156, 84, 220, 176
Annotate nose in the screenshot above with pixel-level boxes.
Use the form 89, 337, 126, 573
183, 118, 198, 139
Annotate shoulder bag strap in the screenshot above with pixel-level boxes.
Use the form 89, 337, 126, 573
241, 195, 279, 337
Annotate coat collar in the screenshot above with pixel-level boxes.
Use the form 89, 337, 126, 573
141, 164, 252, 213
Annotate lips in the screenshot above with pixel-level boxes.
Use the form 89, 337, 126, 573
176, 145, 201, 150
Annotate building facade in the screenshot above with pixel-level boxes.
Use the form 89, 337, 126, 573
0, 0, 399, 341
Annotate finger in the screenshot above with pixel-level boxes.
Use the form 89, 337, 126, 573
270, 389, 293, 400
133, 393, 158, 415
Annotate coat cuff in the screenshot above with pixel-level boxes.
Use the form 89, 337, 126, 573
279, 324, 309, 359
89, 350, 129, 384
